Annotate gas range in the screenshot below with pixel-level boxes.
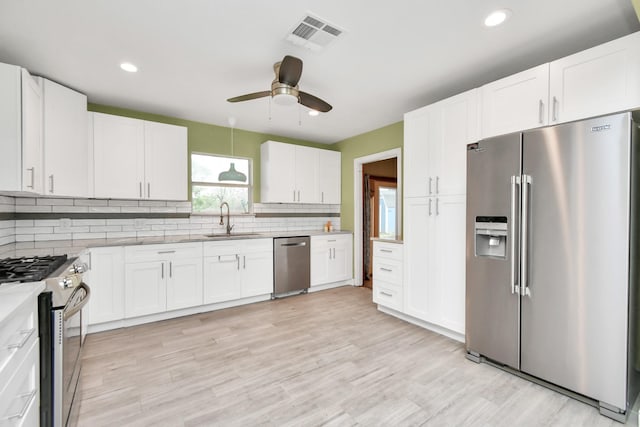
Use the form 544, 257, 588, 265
0, 254, 69, 284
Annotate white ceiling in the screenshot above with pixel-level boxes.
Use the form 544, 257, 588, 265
0, 0, 638, 144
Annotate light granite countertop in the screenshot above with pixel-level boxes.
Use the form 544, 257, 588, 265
0, 230, 353, 258
0, 281, 45, 325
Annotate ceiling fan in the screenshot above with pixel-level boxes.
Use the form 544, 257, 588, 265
227, 55, 332, 113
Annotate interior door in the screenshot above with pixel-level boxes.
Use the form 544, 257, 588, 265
465, 132, 521, 369
520, 113, 631, 409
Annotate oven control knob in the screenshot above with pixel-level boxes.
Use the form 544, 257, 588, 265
59, 277, 74, 289
70, 262, 88, 274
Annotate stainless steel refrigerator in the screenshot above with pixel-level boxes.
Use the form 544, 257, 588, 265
466, 111, 640, 422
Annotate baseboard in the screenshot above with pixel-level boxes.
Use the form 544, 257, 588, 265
308, 279, 354, 292
377, 305, 465, 343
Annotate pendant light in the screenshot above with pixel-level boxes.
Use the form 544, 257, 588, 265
218, 117, 247, 182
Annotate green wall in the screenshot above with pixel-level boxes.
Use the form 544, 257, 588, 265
334, 121, 404, 235
88, 104, 333, 202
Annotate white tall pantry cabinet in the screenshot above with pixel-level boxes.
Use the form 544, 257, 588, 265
402, 88, 478, 340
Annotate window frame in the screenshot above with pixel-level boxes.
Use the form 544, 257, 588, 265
190, 151, 253, 215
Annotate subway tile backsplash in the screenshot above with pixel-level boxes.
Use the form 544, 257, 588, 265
0, 196, 341, 244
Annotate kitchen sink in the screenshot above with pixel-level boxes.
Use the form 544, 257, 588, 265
203, 232, 264, 238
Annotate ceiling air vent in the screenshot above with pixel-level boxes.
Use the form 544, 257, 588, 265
285, 13, 344, 51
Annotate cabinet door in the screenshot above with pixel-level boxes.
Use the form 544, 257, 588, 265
86, 247, 125, 325
261, 141, 296, 203
166, 257, 203, 310
431, 195, 466, 334
310, 238, 330, 286
432, 89, 479, 196
241, 251, 273, 297
124, 261, 166, 318
144, 121, 188, 201
294, 145, 319, 203
203, 255, 241, 303
21, 68, 43, 194
41, 79, 89, 197
403, 106, 430, 198
549, 32, 640, 125
318, 149, 341, 204
481, 64, 549, 138
403, 198, 433, 321
328, 236, 352, 282
93, 113, 145, 199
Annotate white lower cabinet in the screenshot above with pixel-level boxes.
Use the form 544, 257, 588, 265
124, 243, 203, 318
85, 246, 125, 325
372, 241, 403, 312
203, 239, 273, 304
403, 195, 465, 336
310, 234, 353, 287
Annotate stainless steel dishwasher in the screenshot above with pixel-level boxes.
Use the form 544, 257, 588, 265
273, 236, 310, 296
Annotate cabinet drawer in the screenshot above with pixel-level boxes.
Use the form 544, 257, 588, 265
241, 238, 273, 254
373, 281, 403, 312
203, 241, 242, 257
0, 336, 39, 426
373, 242, 403, 260
373, 257, 402, 286
125, 242, 203, 262
0, 299, 37, 390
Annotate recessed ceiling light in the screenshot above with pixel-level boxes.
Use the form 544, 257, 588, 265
484, 9, 511, 27
120, 62, 138, 73
308, 110, 320, 117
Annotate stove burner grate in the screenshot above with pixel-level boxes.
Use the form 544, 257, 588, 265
0, 255, 68, 284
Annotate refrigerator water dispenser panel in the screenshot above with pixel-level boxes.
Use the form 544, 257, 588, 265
475, 216, 507, 259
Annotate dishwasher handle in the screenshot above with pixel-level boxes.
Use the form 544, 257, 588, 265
281, 242, 307, 247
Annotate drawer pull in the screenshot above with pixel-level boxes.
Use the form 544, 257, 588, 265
7, 328, 35, 350
380, 249, 393, 253
380, 268, 393, 272
157, 250, 176, 254
6, 389, 37, 420
380, 291, 393, 297
218, 255, 237, 263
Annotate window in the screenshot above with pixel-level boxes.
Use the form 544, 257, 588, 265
191, 153, 251, 214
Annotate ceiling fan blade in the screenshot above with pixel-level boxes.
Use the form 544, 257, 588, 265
278, 55, 303, 87
227, 91, 271, 103
299, 91, 332, 112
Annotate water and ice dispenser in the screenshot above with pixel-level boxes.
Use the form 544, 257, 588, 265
475, 216, 507, 259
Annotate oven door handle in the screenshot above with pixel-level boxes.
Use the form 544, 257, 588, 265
63, 283, 91, 321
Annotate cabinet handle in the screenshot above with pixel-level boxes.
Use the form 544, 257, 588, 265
380, 267, 393, 272
139, 182, 143, 198
157, 250, 176, 254
88, 252, 92, 270
169, 261, 172, 278
428, 198, 432, 216
297, 190, 300, 202
26, 167, 35, 189
538, 99, 544, 124
436, 176, 439, 194
428, 177, 433, 195
552, 96, 559, 122
6, 389, 37, 420
293, 190, 296, 202
161, 263, 164, 279
436, 198, 440, 216
380, 249, 393, 253
243, 255, 246, 269
380, 291, 393, 297
328, 239, 336, 242
321, 192, 324, 203
332, 248, 336, 259
49, 174, 54, 193
236, 254, 240, 270
7, 328, 35, 350
147, 183, 151, 199
217, 255, 236, 263
328, 248, 332, 259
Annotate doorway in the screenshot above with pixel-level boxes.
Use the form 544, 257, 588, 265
353, 148, 402, 288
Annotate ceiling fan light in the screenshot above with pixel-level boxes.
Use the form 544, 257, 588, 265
308, 110, 320, 116
484, 9, 511, 27
273, 93, 298, 106
218, 163, 247, 182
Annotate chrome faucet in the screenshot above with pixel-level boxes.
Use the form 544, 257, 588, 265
219, 202, 234, 235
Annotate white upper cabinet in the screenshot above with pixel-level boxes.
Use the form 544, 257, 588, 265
0, 63, 43, 194
40, 78, 89, 197
549, 31, 640, 125
92, 112, 188, 200
144, 121, 188, 201
481, 64, 550, 139
318, 148, 341, 204
261, 140, 340, 204
404, 89, 478, 198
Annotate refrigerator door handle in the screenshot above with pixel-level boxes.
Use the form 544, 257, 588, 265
521, 174, 532, 297
510, 175, 521, 294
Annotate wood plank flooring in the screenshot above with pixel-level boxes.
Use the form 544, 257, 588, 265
77, 287, 634, 426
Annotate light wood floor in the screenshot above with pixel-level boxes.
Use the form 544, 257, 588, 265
77, 287, 634, 426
